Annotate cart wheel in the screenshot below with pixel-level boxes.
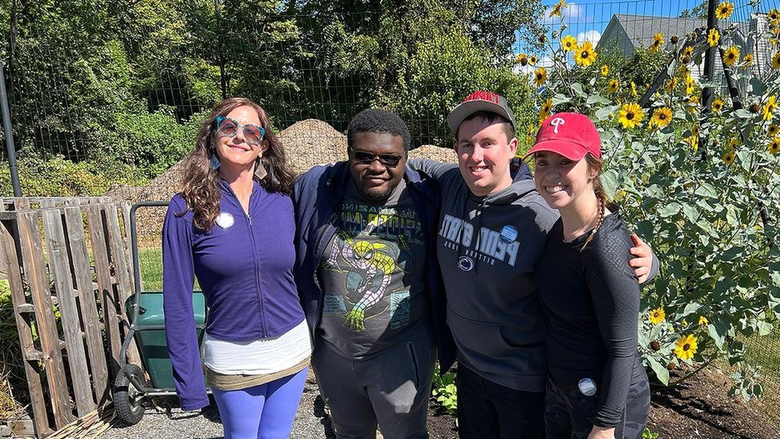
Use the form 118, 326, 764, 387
114, 364, 146, 425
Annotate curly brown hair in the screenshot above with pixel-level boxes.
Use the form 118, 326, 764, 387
179, 97, 294, 231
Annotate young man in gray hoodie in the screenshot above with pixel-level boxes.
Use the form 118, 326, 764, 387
410, 91, 656, 438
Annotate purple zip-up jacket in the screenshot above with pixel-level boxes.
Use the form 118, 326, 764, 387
162, 179, 305, 410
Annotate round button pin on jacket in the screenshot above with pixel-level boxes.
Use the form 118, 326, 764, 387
216, 212, 235, 229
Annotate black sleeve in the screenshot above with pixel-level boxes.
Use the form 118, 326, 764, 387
582, 220, 641, 428
407, 158, 457, 182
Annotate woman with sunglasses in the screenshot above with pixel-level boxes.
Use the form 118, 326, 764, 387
162, 97, 311, 438
526, 113, 650, 439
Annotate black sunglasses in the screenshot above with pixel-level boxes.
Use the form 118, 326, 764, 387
351, 150, 404, 168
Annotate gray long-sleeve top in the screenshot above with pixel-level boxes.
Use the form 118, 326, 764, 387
535, 212, 642, 427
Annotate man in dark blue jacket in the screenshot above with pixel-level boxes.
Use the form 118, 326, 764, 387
292, 109, 454, 439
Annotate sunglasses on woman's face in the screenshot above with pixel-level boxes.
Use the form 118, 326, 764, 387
350, 150, 404, 167
215, 116, 266, 145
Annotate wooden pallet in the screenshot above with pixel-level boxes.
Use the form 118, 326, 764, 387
0, 198, 142, 437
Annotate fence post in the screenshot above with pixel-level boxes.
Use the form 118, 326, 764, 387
701, 0, 718, 113
215, 0, 227, 99
0, 57, 21, 197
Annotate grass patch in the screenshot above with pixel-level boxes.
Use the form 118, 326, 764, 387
138, 246, 164, 291
137, 246, 199, 291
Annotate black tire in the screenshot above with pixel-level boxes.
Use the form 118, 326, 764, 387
113, 364, 146, 425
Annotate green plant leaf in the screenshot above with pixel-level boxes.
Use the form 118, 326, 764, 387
646, 356, 669, 385
657, 202, 682, 218
749, 77, 767, 96
601, 169, 620, 199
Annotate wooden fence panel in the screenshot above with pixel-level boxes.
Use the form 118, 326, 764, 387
1, 199, 150, 437
0, 221, 52, 438
41, 210, 96, 416
86, 206, 123, 377
120, 202, 137, 295
17, 213, 74, 429
104, 205, 142, 368
63, 207, 110, 406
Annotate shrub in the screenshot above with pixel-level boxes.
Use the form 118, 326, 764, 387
0, 156, 145, 197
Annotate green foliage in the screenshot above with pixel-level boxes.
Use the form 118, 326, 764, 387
641, 427, 660, 439
431, 365, 458, 415
0, 156, 144, 197
99, 107, 206, 178
534, 10, 780, 399
290, 0, 543, 144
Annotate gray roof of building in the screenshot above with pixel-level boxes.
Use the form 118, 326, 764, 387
603, 13, 749, 50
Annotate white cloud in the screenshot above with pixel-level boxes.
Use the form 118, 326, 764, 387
576, 30, 601, 45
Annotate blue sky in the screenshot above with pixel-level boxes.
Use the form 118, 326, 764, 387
514, 0, 777, 56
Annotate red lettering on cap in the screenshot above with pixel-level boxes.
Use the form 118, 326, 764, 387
463, 91, 500, 104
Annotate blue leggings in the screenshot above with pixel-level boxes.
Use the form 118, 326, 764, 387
211, 367, 308, 439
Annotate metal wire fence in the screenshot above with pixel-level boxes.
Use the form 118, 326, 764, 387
0, 0, 778, 392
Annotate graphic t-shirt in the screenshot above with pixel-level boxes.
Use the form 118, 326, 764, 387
317, 179, 430, 357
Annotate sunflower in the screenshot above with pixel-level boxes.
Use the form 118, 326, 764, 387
549, 0, 566, 18
618, 103, 644, 129
728, 137, 740, 149
712, 98, 724, 113
631, 81, 638, 96
561, 35, 578, 52
651, 107, 672, 128
698, 316, 709, 327
574, 41, 597, 67
649, 32, 664, 53
722, 148, 735, 165
716, 2, 734, 20
687, 131, 700, 151
600, 65, 609, 76
539, 99, 552, 121
708, 29, 720, 47
723, 46, 739, 66
665, 77, 678, 92
517, 53, 529, 66
534, 67, 547, 86
649, 307, 665, 324
771, 9, 780, 25
772, 53, 780, 69
687, 96, 700, 112
682, 45, 694, 58
674, 335, 698, 361
769, 124, 780, 136
770, 137, 780, 155
742, 53, 754, 67
529, 55, 538, 66
685, 75, 695, 95
763, 95, 778, 121
607, 79, 619, 93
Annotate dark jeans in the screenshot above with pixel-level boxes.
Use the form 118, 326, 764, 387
544, 370, 651, 439
456, 364, 545, 439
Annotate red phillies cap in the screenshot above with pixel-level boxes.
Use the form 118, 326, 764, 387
524, 112, 601, 161
446, 91, 516, 133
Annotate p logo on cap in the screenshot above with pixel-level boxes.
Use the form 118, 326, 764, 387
550, 117, 565, 133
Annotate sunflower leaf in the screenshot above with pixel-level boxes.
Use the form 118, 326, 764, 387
646, 356, 669, 386
749, 77, 767, 96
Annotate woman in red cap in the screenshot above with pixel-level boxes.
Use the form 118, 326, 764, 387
525, 113, 650, 439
